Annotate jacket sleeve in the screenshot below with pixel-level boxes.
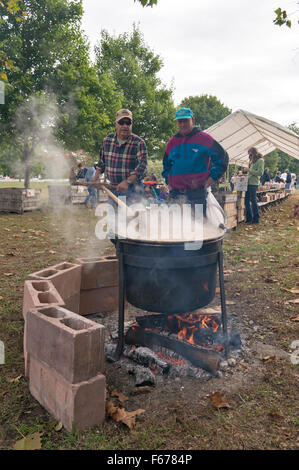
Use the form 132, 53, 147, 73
249, 158, 264, 177
209, 140, 229, 181
97, 143, 106, 174
131, 140, 148, 181
162, 150, 172, 185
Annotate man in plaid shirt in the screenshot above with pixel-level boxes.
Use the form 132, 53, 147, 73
93, 109, 147, 203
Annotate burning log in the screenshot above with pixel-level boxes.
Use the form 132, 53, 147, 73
125, 326, 221, 374
125, 346, 170, 374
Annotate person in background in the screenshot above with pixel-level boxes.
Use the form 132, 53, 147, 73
230, 173, 236, 191
285, 169, 292, 189
84, 163, 98, 209
274, 171, 284, 183
69, 166, 77, 185
243, 147, 264, 224
76, 163, 87, 180
260, 168, 271, 185
162, 107, 228, 216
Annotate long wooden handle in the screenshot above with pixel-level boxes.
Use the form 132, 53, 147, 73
101, 185, 137, 218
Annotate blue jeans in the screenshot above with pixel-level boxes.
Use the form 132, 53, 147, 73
245, 185, 259, 223
285, 182, 291, 189
84, 187, 97, 208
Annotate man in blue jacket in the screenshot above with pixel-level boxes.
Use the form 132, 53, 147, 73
162, 108, 228, 215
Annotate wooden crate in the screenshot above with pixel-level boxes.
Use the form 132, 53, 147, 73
0, 188, 41, 214
225, 215, 237, 229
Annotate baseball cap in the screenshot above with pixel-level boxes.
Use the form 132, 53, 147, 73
174, 108, 194, 120
115, 109, 133, 122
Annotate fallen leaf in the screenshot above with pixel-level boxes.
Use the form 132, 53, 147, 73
209, 391, 231, 409
4, 273, 14, 277
54, 421, 63, 432
226, 300, 235, 305
7, 375, 22, 383
290, 315, 299, 322
106, 400, 145, 430
285, 299, 299, 305
262, 355, 277, 363
268, 412, 283, 421
48, 250, 56, 254
0, 296, 3, 300
263, 277, 279, 284
13, 432, 42, 450
282, 288, 299, 294
111, 390, 129, 403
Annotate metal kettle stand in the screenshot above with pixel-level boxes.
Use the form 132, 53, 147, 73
114, 239, 229, 361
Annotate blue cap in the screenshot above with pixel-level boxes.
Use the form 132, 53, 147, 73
174, 108, 194, 120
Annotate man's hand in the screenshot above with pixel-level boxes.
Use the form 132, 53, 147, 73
116, 180, 129, 192
204, 177, 214, 189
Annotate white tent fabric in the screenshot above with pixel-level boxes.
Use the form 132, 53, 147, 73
205, 109, 299, 166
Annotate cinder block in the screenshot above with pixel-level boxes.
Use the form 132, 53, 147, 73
79, 286, 118, 315
26, 306, 105, 382
28, 262, 81, 313
76, 256, 118, 290
22, 280, 65, 377
23, 280, 65, 319
29, 356, 106, 433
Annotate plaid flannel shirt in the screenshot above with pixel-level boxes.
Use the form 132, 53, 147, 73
97, 132, 148, 185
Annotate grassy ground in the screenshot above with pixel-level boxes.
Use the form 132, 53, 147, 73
0, 188, 298, 450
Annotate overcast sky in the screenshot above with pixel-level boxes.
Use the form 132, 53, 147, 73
81, 0, 299, 128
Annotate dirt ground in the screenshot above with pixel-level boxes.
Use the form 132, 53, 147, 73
0, 190, 298, 450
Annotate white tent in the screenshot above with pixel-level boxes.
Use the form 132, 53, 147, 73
205, 109, 299, 166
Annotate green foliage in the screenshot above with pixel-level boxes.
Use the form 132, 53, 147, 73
179, 94, 232, 130
0, 0, 124, 181
263, 150, 280, 177
95, 25, 176, 156
134, 0, 158, 7
273, 6, 299, 28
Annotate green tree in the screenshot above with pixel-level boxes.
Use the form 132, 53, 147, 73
263, 150, 280, 177
95, 26, 176, 155
0, 0, 123, 184
179, 94, 232, 130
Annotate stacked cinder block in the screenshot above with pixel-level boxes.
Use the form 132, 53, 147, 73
22, 279, 65, 377
77, 256, 119, 315
28, 262, 81, 313
26, 306, 106, 432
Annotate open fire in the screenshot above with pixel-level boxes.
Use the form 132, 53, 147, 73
122, 309, 241, 375
128, 310, 224, 351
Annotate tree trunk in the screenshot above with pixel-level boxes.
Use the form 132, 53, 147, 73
24, 137, 30, 189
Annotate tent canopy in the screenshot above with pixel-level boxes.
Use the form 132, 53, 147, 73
205, 109, 299, 166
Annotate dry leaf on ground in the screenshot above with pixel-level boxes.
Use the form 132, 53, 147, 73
282, 288, 299, 294
262, 355, 277, 363
111, 390, 129, 403
285, 299, 299, 305
209, 391, 231, 409
13, 432, 42, 450
290, 315, 299, 322
106, 400, 145, 430
7, 375, 22, 383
